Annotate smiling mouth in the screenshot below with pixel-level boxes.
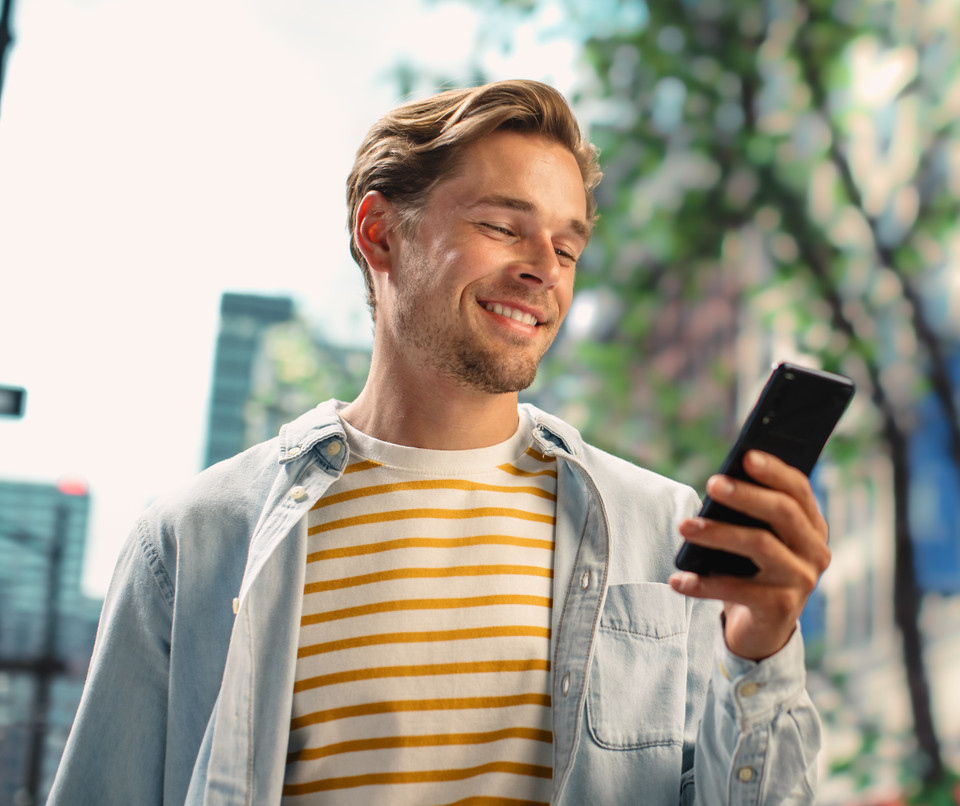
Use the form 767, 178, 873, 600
483, 302, 539, 327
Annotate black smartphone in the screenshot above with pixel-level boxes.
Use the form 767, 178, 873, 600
674, 362, 855, 577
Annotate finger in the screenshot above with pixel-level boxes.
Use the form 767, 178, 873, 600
668, 572, 804, 618
670, 570, 767, 604
678, 516, 814, 582
741, 451, 822, 524
670, 569, 813, 628
704, 473, 828, 559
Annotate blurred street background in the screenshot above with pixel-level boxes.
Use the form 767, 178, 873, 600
1, 0, 959, 803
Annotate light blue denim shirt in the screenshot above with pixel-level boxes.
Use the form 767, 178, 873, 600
48, 401, 819, 805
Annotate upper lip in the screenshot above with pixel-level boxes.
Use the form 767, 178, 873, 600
479, 299, 547, 326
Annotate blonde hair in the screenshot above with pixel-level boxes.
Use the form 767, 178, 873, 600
346, 79, 602, 315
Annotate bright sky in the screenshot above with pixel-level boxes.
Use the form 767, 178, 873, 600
0, 0, 579, 597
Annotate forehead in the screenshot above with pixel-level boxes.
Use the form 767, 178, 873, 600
436, 130, 590, 225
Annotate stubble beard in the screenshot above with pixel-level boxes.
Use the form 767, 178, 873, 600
396, 302, 548, 394
392, 265, 552, 395
443, 331, 544, 394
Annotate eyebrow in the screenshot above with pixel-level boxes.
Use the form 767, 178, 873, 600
469, 193, 592, 242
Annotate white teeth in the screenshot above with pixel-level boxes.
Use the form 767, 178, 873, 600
484, 303, 538, 326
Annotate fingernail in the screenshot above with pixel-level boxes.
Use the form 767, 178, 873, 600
708, 475, 734, 496
747, 450, 767, 469
680, 518, 706, 538
670, 572, 697, 593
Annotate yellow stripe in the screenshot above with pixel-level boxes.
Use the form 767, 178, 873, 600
343, 459, 382, 475
307, 507, 556, 535
297, 625, 551, 659
304, 565, 553, 595
301, 594, 552, 626
309, 507, 555, 535
312, 479, 556, 510
307, 534, 553, 563
294, 658, 550, 693
442, 799, 550, 806
291, 693, 551, 730
287, 727, 552, 763
524, 448, 555, 463
496, 448, 557, 478
282, 760, 552, 795
497, 463, 558, 479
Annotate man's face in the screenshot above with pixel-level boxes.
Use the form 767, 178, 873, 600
382, 129, 590, 395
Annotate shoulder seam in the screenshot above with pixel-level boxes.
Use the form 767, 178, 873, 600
135, 517, 176, 611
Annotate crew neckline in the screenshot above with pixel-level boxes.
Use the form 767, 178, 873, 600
337, 408, 535, 475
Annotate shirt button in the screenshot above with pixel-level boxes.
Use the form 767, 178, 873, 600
739, 681, 760, 698
290, 486, 307, 501
327, 441, 342, 456
738, 766, 755, 783
232, 597, 239, 615
287, 445, 302, 457
561, 673, 571, 696
580, 570, 590, 590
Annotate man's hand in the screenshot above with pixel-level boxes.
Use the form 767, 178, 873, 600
668, 450, 831, 661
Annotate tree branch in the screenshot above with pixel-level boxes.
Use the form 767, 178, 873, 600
796, 1, 960, 477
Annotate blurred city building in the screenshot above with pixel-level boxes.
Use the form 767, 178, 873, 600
0, 479, 101, 806
909, 353, 960, 595
203, 292, 295, 469
204, 291, 370, 464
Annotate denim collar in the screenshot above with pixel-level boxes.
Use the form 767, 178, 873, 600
276, 399, 347, 465
522, 402, 583, 460
275, 399, 584, 464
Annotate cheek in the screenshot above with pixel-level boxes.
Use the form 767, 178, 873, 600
556, 275, 576, 319
448, 247, 501, 297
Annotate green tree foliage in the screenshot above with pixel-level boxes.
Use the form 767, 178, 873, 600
245, 319, 370, 442
415, 0, 960, 796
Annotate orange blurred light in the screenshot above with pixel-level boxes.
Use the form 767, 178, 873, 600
57, 477, 89, 497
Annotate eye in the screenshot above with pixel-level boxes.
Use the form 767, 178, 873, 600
555, 247, 578, 266
480, 223, 516, 237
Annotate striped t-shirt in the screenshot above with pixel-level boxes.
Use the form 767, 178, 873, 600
281, 413, 558, 806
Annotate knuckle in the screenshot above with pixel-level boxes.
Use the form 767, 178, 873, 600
769, 494, 799, 526
756, 530, 780, 557
799, 566, 819, 593
813, 543, 831, 574
752, 530, 788, 569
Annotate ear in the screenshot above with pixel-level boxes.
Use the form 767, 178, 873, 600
355, 190, 396, 274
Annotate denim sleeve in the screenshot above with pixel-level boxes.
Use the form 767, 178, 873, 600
47, 518, 174, 806
689, 626, 820, 805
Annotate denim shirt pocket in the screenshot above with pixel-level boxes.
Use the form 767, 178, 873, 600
586, 582, 688, 751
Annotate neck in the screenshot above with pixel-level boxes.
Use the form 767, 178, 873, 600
340, 349, 521, 450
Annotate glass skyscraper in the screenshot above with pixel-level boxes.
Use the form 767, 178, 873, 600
203, 292, 294, 469
0, 479, 101, 806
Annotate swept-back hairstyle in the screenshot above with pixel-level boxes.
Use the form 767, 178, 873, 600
345, 79, 602, 316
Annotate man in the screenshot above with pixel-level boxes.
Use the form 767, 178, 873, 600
49, 79, 828, 805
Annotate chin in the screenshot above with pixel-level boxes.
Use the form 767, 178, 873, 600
436, 330, 552, 394
448, 353, 540, 395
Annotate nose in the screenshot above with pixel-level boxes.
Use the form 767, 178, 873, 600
509, 234, 561, 288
